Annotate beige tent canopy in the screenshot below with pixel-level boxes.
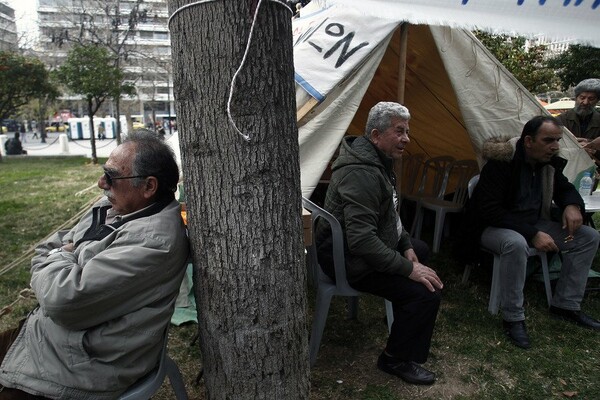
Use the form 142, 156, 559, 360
294, 3, 593, 197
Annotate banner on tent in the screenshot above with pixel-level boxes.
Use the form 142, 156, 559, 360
325, 0, 600, 47
293, 5, 398, 102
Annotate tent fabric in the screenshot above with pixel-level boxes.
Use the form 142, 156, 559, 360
325, 0, 600, 48
295, 2, 594, 197
298, 35, 391, 197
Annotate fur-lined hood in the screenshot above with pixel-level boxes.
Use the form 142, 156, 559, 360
481, 136, 519, 162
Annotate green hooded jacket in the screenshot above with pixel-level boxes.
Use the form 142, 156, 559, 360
316, 135, 414, 284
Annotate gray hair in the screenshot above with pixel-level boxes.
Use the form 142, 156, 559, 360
123, 130, 179, 200
364, 102, 411, 138
574, 78, 600, 98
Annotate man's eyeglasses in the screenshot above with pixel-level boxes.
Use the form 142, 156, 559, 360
102, 167, 146, 186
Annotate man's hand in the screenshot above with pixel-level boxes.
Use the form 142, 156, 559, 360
403, 248, 419, 263
531, 231, 559, 253
62, 242, 75, 252
408, 262, 443, 292
562, 204, 583, 236
585, 136, 600, 151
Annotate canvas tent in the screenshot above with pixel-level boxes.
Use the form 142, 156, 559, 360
294, 1, 594, 197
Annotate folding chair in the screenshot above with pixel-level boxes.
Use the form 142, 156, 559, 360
303, 197, 393, 367
461, 175, 552, 314
119, 326, 188, 400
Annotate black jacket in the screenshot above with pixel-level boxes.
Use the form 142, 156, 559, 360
455, 136, 583, 263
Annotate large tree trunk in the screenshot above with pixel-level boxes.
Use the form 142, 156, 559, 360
168, 1, 309, 399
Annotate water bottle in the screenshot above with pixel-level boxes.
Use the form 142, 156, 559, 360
578, 171, 593, 197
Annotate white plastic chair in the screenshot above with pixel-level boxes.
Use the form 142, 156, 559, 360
398, 153, 425, 208
406, 155, 455, 237
461, 175, 552, 314
302, 197, 393, 367
412, 159, 479, 253
119, 326, 188, 400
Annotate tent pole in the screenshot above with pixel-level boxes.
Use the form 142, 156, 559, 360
396, 23, 409, 209
297, 98, 319, 121
397, 23, 408, 104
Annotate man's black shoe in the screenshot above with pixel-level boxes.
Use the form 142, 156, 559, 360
377, 353, 435, 385
502, 320, 531, 349
549, 306, 600, 331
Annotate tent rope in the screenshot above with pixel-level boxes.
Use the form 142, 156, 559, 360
439, 26, 454, 53
465, 41, 478, 77
0, 288, 37, 321
516, 87, 525, 120
0, 195, 101, 277
167, 0, 293, 143
493, 65, 501, 102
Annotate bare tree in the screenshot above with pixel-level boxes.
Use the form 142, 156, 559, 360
169, 0, 309, 398
43, 0, 155, 143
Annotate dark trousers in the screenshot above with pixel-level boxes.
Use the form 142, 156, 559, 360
351, 272, 441, 364
0, 321, 50, 400
351, 238, 439, 364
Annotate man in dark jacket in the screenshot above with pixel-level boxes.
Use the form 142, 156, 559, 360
4, 132, 26, 155
464, 115, 600, 349
316, 102, 443, 385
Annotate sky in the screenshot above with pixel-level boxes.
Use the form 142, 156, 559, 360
6, 0, 38, 47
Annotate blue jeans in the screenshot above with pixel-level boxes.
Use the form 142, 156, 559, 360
480, 220, 599, 322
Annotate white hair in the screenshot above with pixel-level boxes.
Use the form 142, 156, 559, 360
365, 102, 410, 138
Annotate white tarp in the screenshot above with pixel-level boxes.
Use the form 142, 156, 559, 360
293, 5, 398, 101
298, 35, 392, 196
295, 2, 595, 197
326, 0, 600, 48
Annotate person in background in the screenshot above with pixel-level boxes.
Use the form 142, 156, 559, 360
316, 101, 442, 385
459, 115, 600, 350
0, 131, 189, 399
4, 132, 27, 155
558, 78, 600, 162
97, 123, 106, 140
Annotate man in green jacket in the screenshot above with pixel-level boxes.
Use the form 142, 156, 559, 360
316, 102, 443, 385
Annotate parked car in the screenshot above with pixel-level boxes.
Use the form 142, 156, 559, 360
1, 119, 19, 133
45, 122, 69, 133
132, 121, 145, 130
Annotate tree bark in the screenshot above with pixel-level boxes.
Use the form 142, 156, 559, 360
168, 1, 309, 399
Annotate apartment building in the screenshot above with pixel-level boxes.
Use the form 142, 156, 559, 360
0, 2, 18, 51
526, 34, 574, 58
36, 0, 174, 125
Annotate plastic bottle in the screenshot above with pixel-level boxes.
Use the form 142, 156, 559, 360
578, 171, 593, 197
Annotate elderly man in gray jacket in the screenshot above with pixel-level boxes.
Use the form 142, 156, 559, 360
0, 131, 189, 399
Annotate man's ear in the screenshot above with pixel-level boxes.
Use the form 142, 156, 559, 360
370, 129, 381, 144
143, 176, 159, 199
524, 135, 533, 147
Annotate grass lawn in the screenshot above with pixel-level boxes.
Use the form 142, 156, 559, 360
0, 156, 599, 399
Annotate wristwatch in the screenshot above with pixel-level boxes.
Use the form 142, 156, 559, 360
48, 247, 63, 255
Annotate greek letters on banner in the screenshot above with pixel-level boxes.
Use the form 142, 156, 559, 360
292, 5, 398, 102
